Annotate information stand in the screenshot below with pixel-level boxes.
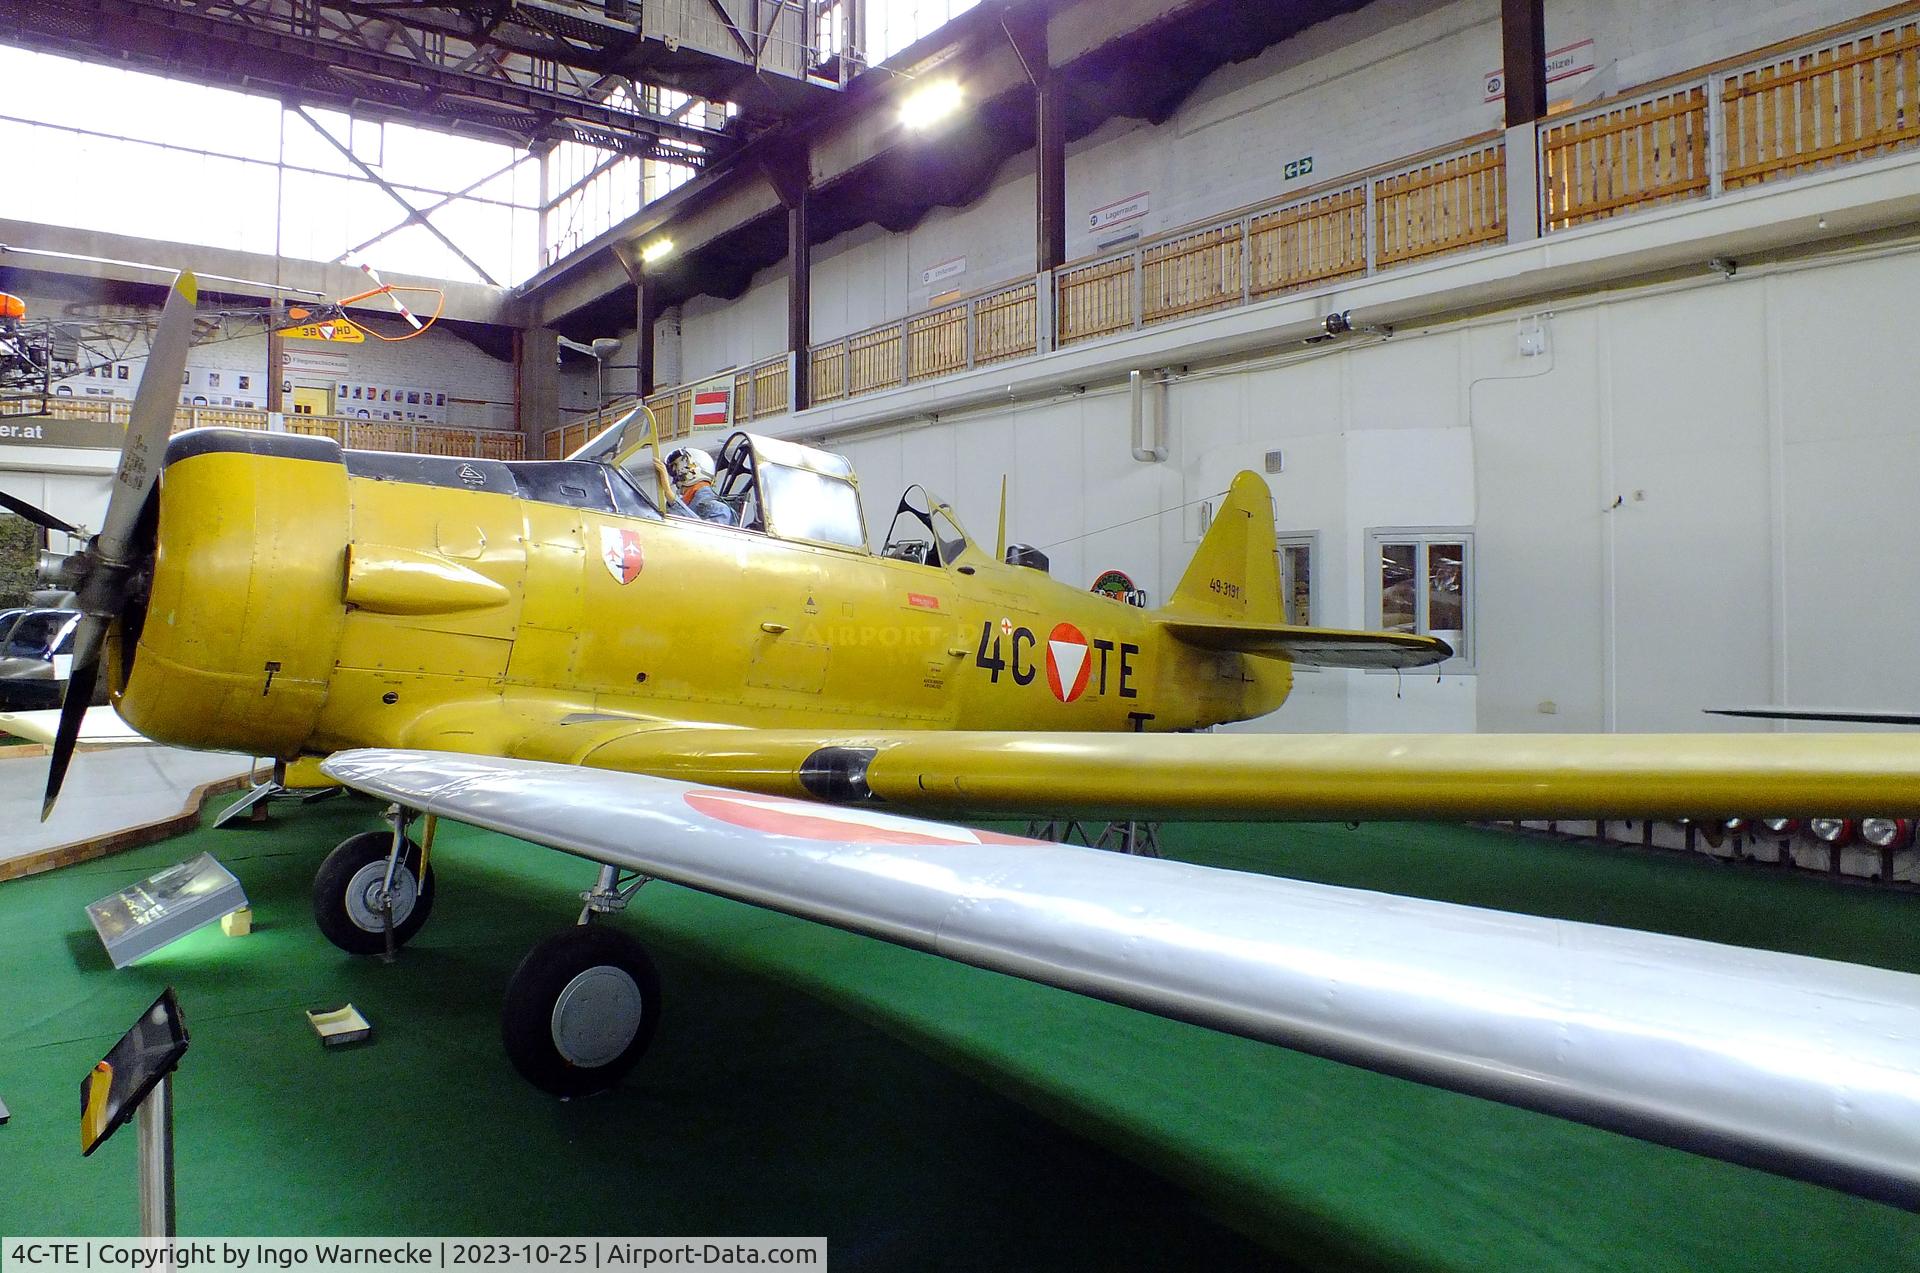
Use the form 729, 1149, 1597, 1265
80, 988, 190, 1236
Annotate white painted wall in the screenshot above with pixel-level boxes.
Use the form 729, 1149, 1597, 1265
0, 463, 110, 558
676, 264, 788, 383
668, 0, 1887, 380
822, 233, 1920, 735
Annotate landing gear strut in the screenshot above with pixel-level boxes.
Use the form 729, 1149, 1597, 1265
214, 760, 348, 828
502, 866, 661, 1097
311, 806, 437, 957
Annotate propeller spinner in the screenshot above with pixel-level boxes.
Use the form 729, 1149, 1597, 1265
41, 269, 199, 819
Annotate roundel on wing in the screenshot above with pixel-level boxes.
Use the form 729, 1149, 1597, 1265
1045, 622, 1092, 703
684, 790, 1031, 846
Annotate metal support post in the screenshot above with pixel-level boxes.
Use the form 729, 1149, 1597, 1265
1364, 183, 1378, 275
1131, 251, 1144, 333
1707, 74, 1727, 197
1500, 0, 1547, 129
636, 277, 657, 398
136, 1075, 176, 1237
1005, 8, 1066, 273
765, 148, 813, 411
1240, 215, 1252, 303
1034, 272, 1055, 355
1506, 119, 1541, 242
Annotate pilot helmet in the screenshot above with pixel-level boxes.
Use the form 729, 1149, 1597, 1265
666, 447, 715, 489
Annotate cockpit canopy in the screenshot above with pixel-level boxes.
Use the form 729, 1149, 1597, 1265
575, 412, 869, 551
571, 411, 989, 564
880, 486, 980, 568
713, 432, 867, 550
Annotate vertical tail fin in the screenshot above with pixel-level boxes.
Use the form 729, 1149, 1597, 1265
1167, 472, 1282, 623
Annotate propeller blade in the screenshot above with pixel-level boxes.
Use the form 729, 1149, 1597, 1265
0, 489, 79, 535
43, 268, 197, 819
99, 270, 197, 561
41, 616, 103, 820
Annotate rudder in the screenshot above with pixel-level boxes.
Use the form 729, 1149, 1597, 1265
1167, 471, 1282, 624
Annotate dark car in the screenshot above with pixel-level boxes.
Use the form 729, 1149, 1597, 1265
0, 609, 105, 710
0, 608, 32, 648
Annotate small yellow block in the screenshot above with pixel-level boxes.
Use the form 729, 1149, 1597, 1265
221, 907, 253, 937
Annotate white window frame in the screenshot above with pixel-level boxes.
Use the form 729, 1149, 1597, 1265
1365, 527, 1473, 671
1276, 532, 1318, 627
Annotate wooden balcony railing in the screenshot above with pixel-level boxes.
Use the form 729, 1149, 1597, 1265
1543, 87, 1711, 229
541, 352, 794, 459
0, 396, 524, 459
649, 6, 1920, 414
1249, 186, 1368, 298
1722, 17, 1920, 190
812, 277, 1043, 396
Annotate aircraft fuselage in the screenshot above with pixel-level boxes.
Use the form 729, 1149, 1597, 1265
112, 433, 1290, 762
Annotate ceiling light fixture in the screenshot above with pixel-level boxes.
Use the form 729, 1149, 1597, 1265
900, 80, 964, 129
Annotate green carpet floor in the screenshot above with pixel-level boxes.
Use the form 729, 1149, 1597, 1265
2, 796, 1917, 1270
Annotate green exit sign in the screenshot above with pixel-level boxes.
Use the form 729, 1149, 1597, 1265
1284, 156, 1314, 180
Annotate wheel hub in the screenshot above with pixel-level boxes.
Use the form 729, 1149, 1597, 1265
551, 965, 644, 1068
344, 859, 418, 932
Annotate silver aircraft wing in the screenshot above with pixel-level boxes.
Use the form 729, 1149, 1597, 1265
1707, 706, 1920, 726
321, 747, 1920, 1208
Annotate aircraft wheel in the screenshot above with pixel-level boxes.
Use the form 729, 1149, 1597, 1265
502, 925, 662, 1097
312, 829, 436, 955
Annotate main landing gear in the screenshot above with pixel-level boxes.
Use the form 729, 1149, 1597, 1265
312, 806, 437, 958
310, 814, 661, 1096
502, 865, 661, 1097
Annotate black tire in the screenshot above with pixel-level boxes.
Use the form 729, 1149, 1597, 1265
312, 829, 436, 955
502, 925, 662, 1097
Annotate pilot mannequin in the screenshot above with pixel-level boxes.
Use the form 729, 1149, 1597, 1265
656, 447, 734, 524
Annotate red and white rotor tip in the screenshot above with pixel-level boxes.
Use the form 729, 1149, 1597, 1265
358, 262, 424, 330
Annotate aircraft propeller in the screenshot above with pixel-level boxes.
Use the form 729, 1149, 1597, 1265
42, 270, 199, 820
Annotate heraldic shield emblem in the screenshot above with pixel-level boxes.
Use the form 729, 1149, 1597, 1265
601, 526, 645, 584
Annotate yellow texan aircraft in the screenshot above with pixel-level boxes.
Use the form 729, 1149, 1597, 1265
16, 271, 1920, 1207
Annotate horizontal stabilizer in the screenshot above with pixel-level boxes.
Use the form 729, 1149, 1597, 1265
322, 748, 1920, 1207
1161, 618, 1452, 669
1708, 706, 1920, 727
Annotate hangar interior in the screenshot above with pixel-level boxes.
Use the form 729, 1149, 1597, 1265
3, 0, 1920, 1259
11, 0, 1920, 741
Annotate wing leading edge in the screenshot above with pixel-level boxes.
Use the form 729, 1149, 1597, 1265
1708, 707, 1920, 726
322, 747, 1920, 1207
517, 726, 1920, 822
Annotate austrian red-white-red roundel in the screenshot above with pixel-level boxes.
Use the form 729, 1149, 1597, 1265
684, 789, 1031, 846
1045, 622, 1092, 703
